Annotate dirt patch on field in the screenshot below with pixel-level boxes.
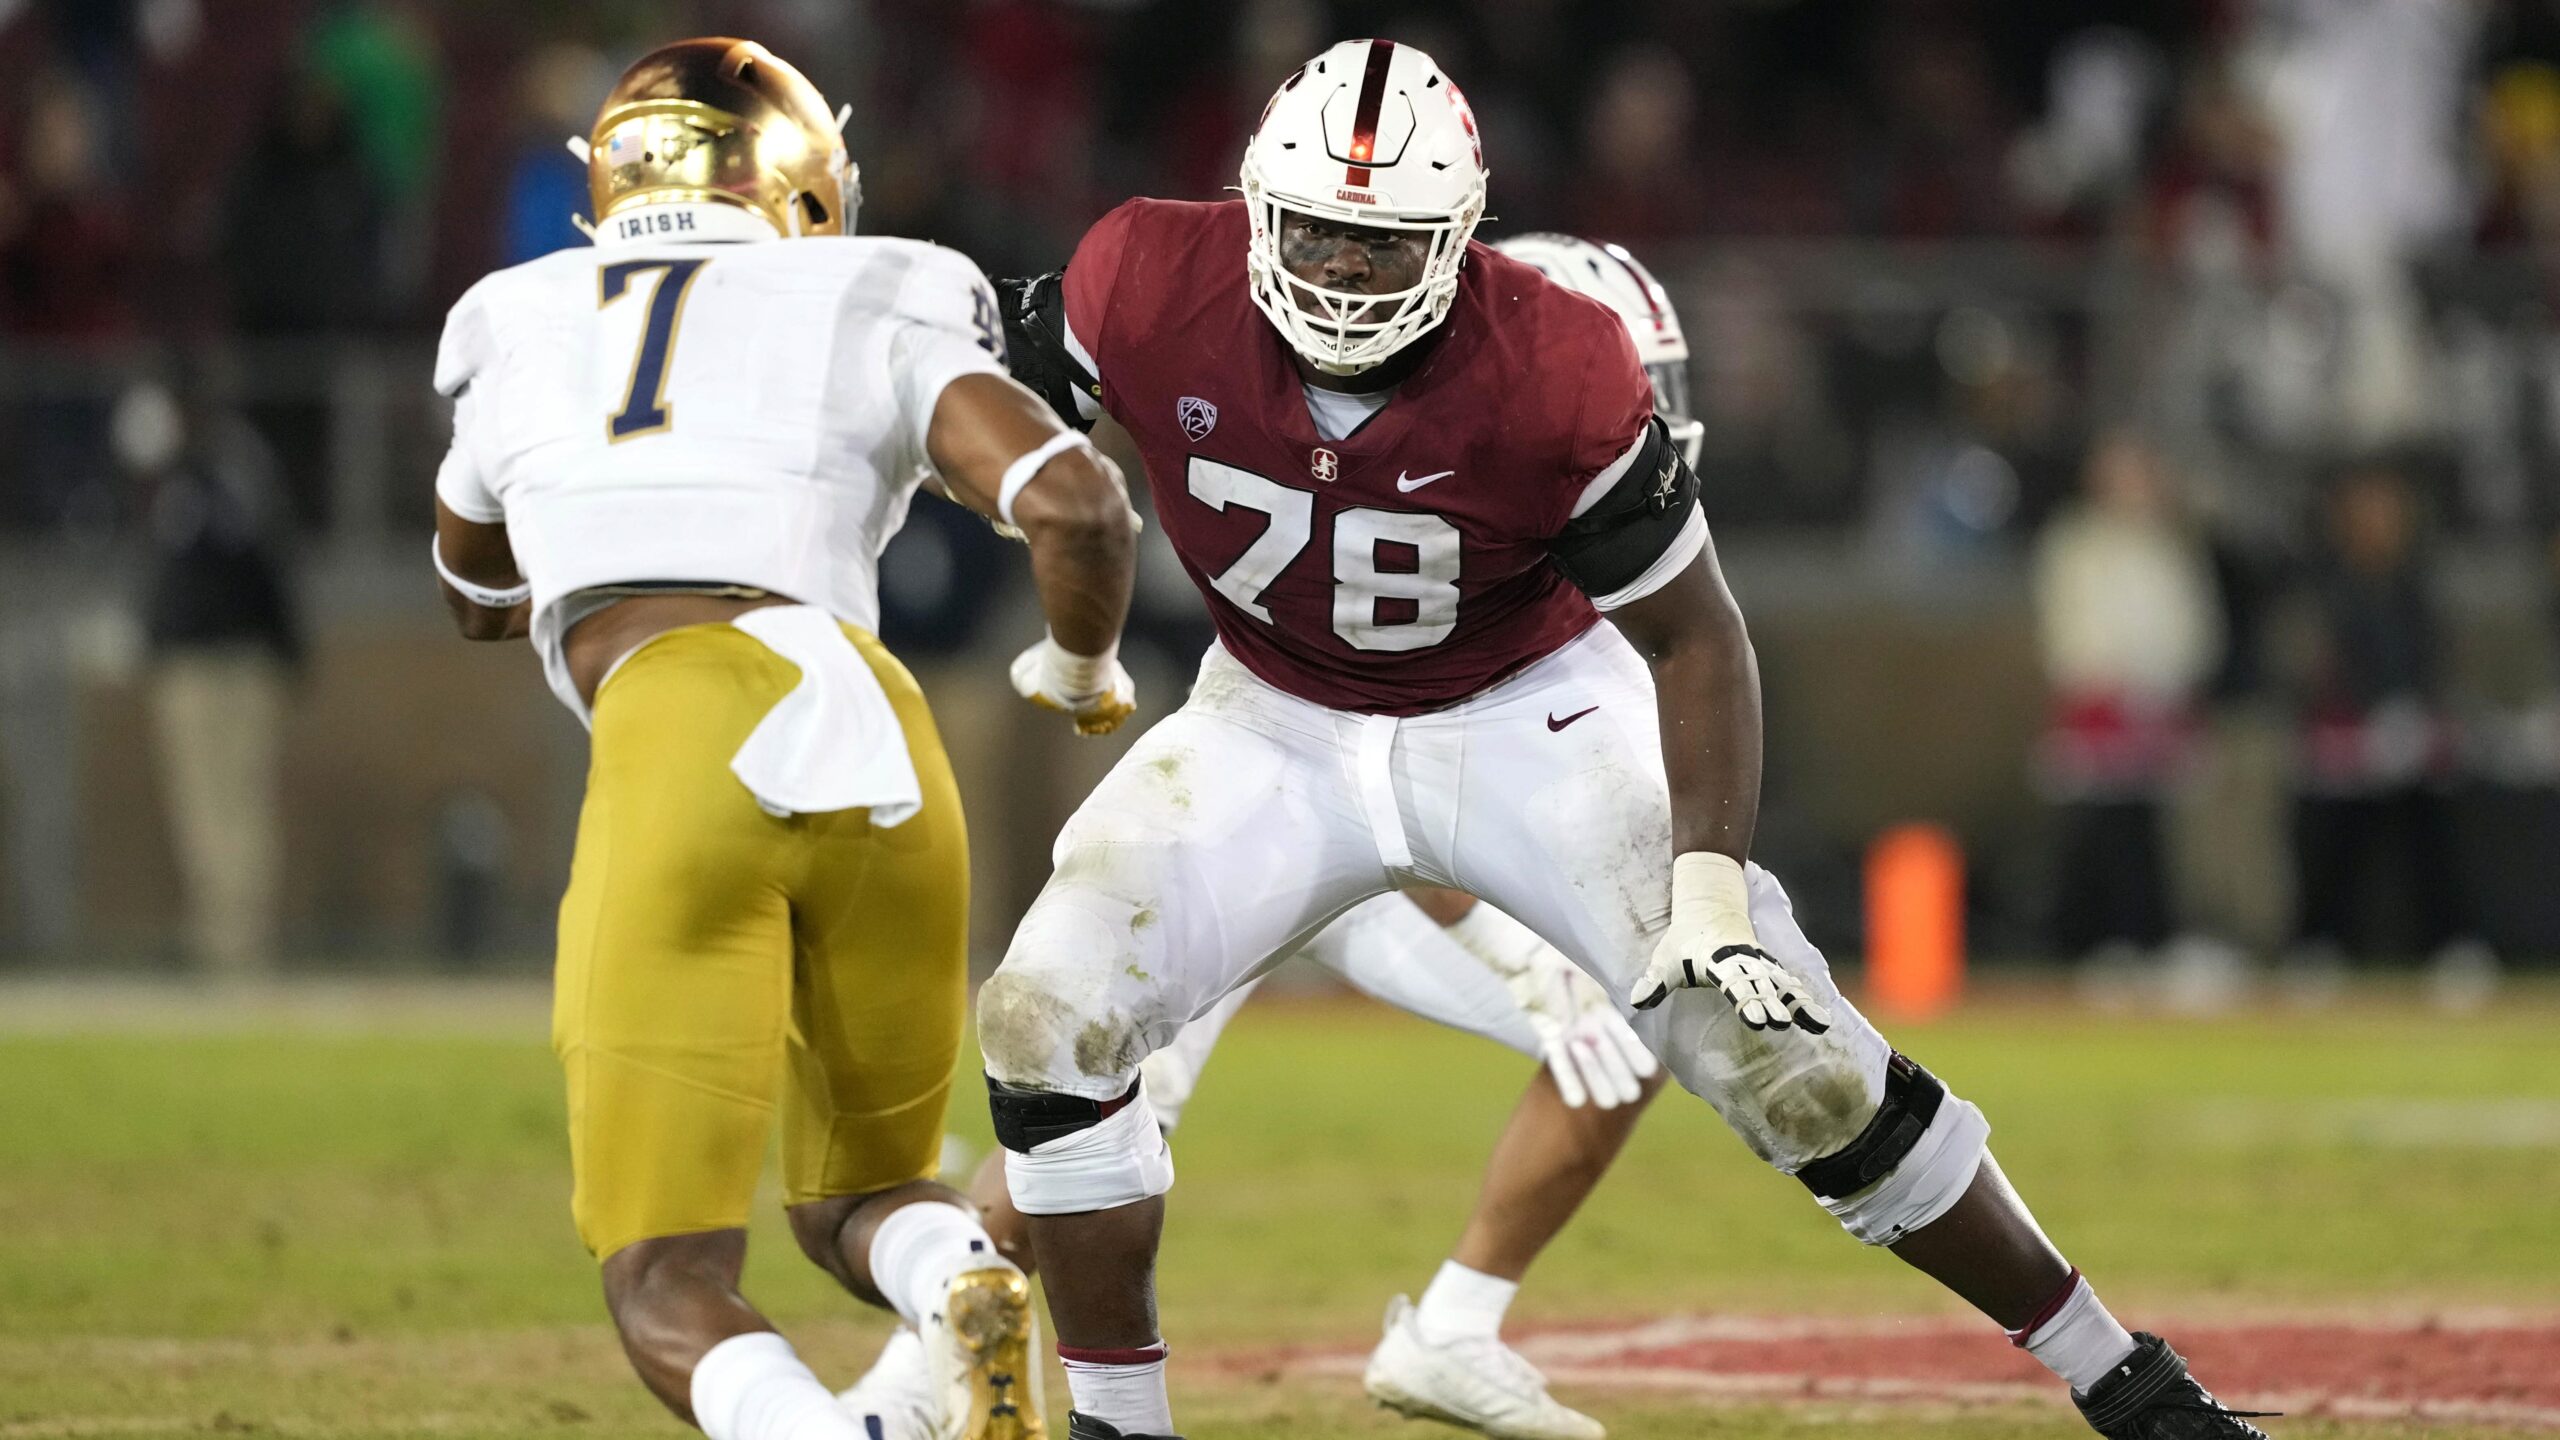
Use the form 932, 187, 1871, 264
1220, 1311, 2560, 1431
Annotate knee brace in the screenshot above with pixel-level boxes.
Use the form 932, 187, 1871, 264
1795, 1053, 1990, 1246
989, 1075, 1175, 1216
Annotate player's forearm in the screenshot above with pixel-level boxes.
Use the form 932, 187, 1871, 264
1015, 462, 1138, 659
432, 508, 530, 642
1647, 619, 1763, 860
1614, 566, 1763, 862
440, 586, 530, 641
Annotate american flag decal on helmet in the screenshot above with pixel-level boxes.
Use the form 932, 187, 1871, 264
1344, 38, 1395, 187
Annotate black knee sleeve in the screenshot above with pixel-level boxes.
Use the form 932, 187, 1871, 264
986, 1074, 1141, 1154
1793, 1052, 1945, 1202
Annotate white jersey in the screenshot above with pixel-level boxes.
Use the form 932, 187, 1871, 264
432, 202, 1008, 717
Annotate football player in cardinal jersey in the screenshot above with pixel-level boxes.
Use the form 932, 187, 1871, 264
975, 39, 2275, 1440
847, 235, 1713, 1440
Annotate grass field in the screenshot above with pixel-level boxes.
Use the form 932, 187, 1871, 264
2, 977, 2556, 1438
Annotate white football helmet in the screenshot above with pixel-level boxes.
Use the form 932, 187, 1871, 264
1241, 39, 1488, 375
1494, 233, 1703, 467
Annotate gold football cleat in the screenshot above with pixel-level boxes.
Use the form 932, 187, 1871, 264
944, 1264, 1047, 1439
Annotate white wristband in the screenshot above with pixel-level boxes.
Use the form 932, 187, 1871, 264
431, 536, 530, 610
996, 429, 1093, 529
1671, 851, 1758, 947
1038, 630, 1118, 698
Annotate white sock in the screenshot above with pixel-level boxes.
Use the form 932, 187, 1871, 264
869, 1199, 1002, 1331
690, 1330, 869, 1440
2008, 1269, 2138, 1393
1414, 1260, 1519, 1345
1059, 1342, 1173, 1434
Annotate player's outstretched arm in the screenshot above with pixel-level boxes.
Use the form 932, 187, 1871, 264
431, 498, 530, 642
1610, 537, 1761, 865
928, 371, 1141, 733
1609, 529, 1828, 1033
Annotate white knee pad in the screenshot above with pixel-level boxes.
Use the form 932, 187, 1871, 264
1794, 1055, 1991, 1246
1001, 1087, 1176, 1216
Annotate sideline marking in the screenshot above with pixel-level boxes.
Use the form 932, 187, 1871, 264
1225, 1311, 2560, 1431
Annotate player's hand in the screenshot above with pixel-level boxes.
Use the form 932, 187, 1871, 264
1521, 963, 1658, 1108
1628, 852, 1832, 1033
1447, 902, 1657, 1108
1010, 633, 1136, 736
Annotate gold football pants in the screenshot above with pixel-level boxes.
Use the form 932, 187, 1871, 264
552, 620, 967, 1259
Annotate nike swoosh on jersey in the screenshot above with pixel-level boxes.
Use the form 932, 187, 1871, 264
1395, 469, 1455, 492
1547, 706, 1599, 731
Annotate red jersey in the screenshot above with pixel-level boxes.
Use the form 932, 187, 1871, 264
1063, 199, 1653, 715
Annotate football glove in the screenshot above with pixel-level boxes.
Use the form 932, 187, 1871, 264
1449, 904, 1658, 1109
1628, 852, 1833, 1033
1010, 632, 1136, 736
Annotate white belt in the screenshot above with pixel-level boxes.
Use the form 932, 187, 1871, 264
726, 605, 923, 826
1352, 713, 1414, 871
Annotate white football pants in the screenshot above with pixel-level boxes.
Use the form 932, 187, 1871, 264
1137, 891, 1546, 1134
981, 624, 1987, 1242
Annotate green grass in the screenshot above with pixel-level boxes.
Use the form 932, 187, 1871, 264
1, 982, 2556, 1437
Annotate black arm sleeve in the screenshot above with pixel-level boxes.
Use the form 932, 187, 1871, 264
993, 271, 1101, 433
1547, 414, 1702, 599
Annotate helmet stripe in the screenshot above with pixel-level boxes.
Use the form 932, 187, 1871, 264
1345, 38, 1396, 187
1601, 247, 1670, 334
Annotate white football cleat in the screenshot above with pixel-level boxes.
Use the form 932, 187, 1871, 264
1364, 1296, 1604, 1440
838, 1326, 942, 1439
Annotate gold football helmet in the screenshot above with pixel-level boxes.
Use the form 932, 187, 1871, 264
586, 37, 859, 237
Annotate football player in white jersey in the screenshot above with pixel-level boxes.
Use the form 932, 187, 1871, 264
429, 38, 1138, 1440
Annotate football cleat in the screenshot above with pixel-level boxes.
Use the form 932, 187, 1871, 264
1365, 1296, 1605, 1440
2075, 1332, 2276, 1439
931, 1263, 1047, 1440
1064, 1415, 1183, 1440
837, 1326, 942, 1439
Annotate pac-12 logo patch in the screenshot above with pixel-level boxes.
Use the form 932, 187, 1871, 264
1310, 447, 1340, 483
1177, 396, 1218, 441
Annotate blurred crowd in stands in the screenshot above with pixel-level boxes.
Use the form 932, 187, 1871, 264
9, 0, 2560, 984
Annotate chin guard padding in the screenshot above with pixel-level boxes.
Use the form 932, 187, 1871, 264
1793, 1052, 1945, 1202
987, 1073, 1141, 1153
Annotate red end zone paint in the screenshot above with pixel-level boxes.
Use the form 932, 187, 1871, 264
1216, 1311, 2560, 1430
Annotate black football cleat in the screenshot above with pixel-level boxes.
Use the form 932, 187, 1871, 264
2075, 1332, 2276, 1438
1065, 1414, 1184, 1440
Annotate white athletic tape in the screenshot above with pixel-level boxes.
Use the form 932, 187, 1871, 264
430, 536, 530, 610
997, 429, 1094, 529
1816, 1092, 1991, 1245
1002, 1087, 1176, 1216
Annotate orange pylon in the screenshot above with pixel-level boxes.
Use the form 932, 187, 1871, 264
1865, 823, 1965, 1020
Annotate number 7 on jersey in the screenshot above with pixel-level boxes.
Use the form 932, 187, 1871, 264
599, 258, 709, 442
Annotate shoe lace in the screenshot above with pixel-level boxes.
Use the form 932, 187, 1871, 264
2158, 1396, 2281, 1429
